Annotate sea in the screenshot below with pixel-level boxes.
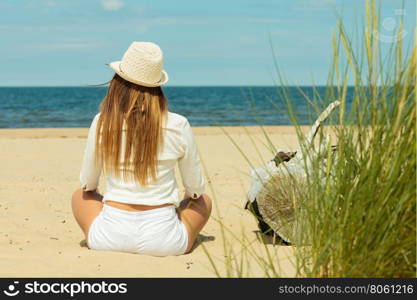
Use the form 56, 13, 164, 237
0, 86, 348, 128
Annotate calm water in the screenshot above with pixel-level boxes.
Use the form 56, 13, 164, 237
0, 86, 349, 128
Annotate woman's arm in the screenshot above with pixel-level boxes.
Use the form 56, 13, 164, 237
178, 119, 205, 199
80, 113, 102, 191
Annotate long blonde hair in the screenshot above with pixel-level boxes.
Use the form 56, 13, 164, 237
95, 74, 168, 185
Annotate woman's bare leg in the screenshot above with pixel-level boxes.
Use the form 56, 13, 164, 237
71, 188, 103, 239
178, 193, 212, 254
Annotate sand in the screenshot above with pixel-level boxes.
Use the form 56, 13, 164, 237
0, 126, 310, 277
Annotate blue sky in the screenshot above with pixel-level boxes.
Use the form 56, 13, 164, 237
0, 0, 415, 86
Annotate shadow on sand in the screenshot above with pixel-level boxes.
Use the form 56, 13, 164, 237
253, 230, 291, 246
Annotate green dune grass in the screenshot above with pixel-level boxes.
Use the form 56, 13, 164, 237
204, 0, 416, 277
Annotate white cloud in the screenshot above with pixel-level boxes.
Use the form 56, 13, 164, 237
291, 0, 336, 11
136, 16, 295, 28
101, 0, 124, 11
32, 42, 105, 51
41, 0, 59, 7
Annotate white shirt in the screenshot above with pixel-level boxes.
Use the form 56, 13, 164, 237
80, 112, 205, 207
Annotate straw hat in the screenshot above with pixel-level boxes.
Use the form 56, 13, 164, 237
107, 42, 169, 87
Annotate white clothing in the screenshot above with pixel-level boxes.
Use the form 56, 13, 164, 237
87, 204, 188, 256
80, 112, 205, 207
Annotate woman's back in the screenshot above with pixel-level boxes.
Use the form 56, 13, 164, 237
80, 111, 205, 207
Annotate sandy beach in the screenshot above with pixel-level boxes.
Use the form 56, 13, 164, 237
0, 126, 309, 277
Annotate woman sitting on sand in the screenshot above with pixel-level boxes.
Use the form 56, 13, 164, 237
71, 42, 211, 256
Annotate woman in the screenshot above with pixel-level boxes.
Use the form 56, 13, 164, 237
71, 41, 211, 256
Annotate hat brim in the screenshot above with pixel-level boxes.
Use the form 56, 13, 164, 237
107, 61, 168, 87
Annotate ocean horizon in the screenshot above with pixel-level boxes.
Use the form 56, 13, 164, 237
0, 86, 351, 128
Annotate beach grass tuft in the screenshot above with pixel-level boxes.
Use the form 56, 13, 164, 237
204, 0, 416, 277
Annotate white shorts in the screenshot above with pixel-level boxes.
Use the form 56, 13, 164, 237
87, 204, 189, 256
